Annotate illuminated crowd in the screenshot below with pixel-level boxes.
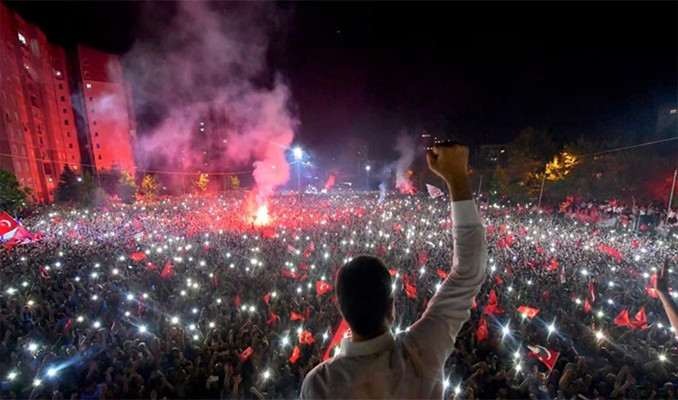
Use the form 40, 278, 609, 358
1, 191, 678, 399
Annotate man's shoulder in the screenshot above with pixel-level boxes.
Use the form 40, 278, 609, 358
300, 357, 345, 399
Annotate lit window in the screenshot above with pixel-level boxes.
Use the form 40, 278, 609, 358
18, 33, 26, 45
671, 109, 677, 115
55, 71, 62, 77
86, 83, 92, 89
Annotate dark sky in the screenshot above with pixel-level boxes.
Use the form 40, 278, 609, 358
7, 1, 678, 160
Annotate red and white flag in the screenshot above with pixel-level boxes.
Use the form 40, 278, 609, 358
323, 319, 351, 360
426, 184, 444, 199
527, 344, 560, 371
517, 306, 540, 319
316, 281, 333, 296
0, 211, 19, 237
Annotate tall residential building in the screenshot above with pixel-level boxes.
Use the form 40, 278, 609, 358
71, 45, 136, 174
0, 2, 82, 202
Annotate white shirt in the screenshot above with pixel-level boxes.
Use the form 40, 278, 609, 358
300, 200, 486, 399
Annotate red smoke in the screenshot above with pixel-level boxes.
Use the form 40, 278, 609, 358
324, 175, 335, 190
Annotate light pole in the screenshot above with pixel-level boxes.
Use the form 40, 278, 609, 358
293, 147, 303, 201
365, 165, 371, 190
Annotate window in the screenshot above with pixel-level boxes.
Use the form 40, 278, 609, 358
71, 155, 75, 160
60, 96, 65, 102
69, 143, 73, 149
64, 119, 69, 126
58, 84, 63, 90
86, 83, 92, 89
93, 121, 97, 126
17, 33, 26, 45
98, 155, 102, 160
94, 132, 99, 137
84, 72, 90, 79
55, 71, 62, 78
96, 143, 100, 149
88, 96, 93, 102
66, 132, 70, 138
62, 108, 67, 114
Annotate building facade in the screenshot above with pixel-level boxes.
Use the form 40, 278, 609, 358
0, 2, 81, 202
72, 45, 136, 174
0, 3, 136, 202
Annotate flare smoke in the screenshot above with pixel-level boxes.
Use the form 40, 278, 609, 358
122, 1, 296, 201
394, 134, 416, 194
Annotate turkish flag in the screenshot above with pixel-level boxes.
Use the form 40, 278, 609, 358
264, 293, 270, 305
323, 319, 350, 361
584, 299, 591, 313
234, 294, 242, 308
436, 269, 448, 279
646, 287, 659, 298
39, 266, 50, 280
630, 307, 648, 329
146, 262, 157, 271
316, 281, 333, 296
488, 289, 498, 305
130, 252, 146, 262
405, 283, 417, 299
528, 344, 560, 371
631, 239, 640, 248
160, 260, 175, 279
389, 269, 398, 276
213, 274, 219, 287
266, 310, 279, 325
547, 258, 559, 272
476, 317, 489, 341
281, 269, 298, 279
614, 309, 631, 327
536, 244, 545, 254
0, 212, 18, 236
299, 263, 309, 271
238, 346, 253, 363
589, 279, 596, 303
303, 242, 315, 258
519, 226, 527, 236
299, 330, 315, 344
517, 306, 540, 319
290, 312, 305, 321
499, 225, 507, 234
418, 252, 429, 266
377, 246, 386, 256
494, 276, 504, 285
486, 225, 495, 234
289, 345, 301, 364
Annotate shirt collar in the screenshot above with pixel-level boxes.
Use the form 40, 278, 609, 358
340, 330, 395, 358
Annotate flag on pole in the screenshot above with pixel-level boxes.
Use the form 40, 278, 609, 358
0, 211, 19, 237
517, 306, 540, 319
426, 184, 444, 198
316, 281, 333, 296
289, 345, 301, 364
323, 319, 350, 360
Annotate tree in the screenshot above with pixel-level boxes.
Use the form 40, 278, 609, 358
195, 173, 209, 193
117, 171, 137, 204
55, 166, 80, 203
0, 169, 29, 211
99, 167, 122, 196
230, 175, 240, 190
140, 175, 160, 201
78, 172, 99, 206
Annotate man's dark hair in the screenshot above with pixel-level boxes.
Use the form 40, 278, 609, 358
336, 255, 393, 338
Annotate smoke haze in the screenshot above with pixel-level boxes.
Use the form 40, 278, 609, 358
121, 1, 297, 198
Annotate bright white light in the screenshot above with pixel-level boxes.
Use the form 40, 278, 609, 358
595, 331, 604, 340
597, 311, 604, 317
28, 343, 38, 352
660, 354, 667, 362
293, 147, 303, 160
282, 336, 289, 346
502, 324, 510, 337
77, 316, 84, 322
514, 351, 520, 359
189, 324, 196, 331
93, 321, 101, 329
33, 378, 41, 387
263, 369, 271, 380
581, 269, 588, 276
607, 299, 614, 305
7, 372, 17, 381
443, 379, 449, 389
127, 294, 134, 301
454, 385, 461, 395
139, 325, 147, 333
548, 323, 556, 333
171, 316, 179, 324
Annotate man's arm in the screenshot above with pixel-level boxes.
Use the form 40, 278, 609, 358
656, 259, 678, 336
409, 144, 487, 366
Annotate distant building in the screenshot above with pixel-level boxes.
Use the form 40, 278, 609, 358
0, 2, 81, 202
71, 45, 136, 174
474, 144, 508, 170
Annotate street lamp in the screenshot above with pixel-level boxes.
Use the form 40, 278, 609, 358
365, 165, 371, 190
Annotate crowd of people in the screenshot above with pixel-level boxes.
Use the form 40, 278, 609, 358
1, 191, 677, 399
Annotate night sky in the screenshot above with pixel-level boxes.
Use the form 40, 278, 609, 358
7, 1, 678, 160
